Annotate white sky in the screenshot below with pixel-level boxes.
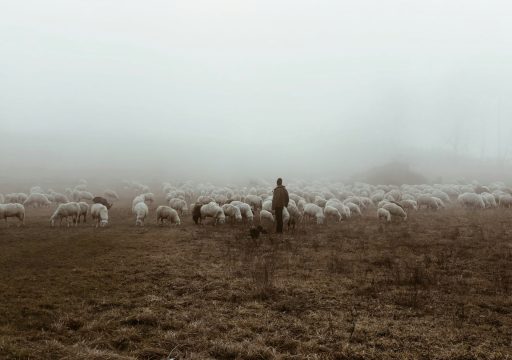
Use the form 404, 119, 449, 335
1, 0, 512, 180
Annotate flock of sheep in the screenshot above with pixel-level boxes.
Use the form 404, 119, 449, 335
1, 179, 512, 230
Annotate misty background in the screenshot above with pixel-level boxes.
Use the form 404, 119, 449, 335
1, 0, 512, 184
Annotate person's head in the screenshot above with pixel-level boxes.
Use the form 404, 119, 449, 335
277, 178, 283, 186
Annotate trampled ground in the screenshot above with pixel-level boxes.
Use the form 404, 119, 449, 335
0, 204, 511, 359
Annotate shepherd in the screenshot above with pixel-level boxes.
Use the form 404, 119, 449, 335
271, 178, 289, 233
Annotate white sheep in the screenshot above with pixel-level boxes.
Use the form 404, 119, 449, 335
458, 193, 485, 209
156, 205, 181, 226
345, 202, 362, 216
377, 208, 391, 222
417, 196, 439, 210
23, 193, 51, 208
230, 201, 254, 223
259, 209, 274, 230
0, 203, 25, 226
481, 192, 497, 208
324, 206, 341, 223
50, 202, 81, 227
401, 199, 418, 211
304, 203, 325, 224
168, 198, 188, 215
77, 202, 89, 223
498, 194, 512, 208
90, 203, 109, 227
244, 194, 263, 211
133, 202, 149, 226
51, 193, 69, 204
200, 202, 225, 225
382, 202, 407, 221
221, 204, 242, 224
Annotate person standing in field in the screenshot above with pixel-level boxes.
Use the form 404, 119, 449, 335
272, 177, 289, 233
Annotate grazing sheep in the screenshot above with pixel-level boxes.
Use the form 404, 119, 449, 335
498, 194, 512, 208
104, 189, 120, 201
132, 195, 145, 210
0, 203, 25, 226
481, 193, 497, 208
156, 206, 181, 226
382, 202, 407, 221
72, 190, 94, 202
90, 203, 109, 227
377, 208, 391, 222
304, 203, 325, 224
51, 193, 69, 204
286, 201, 303, 229
345, 202, 362, 216
417, 196, 439, 210
458, 193, 485, 209
230, 201, 254, 223
244, 194, 263, 211
200, 202, 225, 225
133, 202, 149, 226
259, 209, 274, 231
168, 198, 188, 215
324, 206, 341, 223
77, 202, 89, 223
221, 204, 242, 223
23, 193, 51, 208
401, 199, 418, 211
197, 195, 215, 205
50, 202, 81, 227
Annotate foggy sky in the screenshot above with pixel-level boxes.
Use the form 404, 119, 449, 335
1, 0, 512, 182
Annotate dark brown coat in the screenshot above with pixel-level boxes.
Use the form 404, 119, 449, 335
272, 185, 289, 210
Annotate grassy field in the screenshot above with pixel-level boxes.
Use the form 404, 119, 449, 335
0, 203, 511, 359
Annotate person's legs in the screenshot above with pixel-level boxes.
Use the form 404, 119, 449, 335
275, 207, 283, 233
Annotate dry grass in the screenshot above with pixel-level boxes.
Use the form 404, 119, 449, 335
0, 203, 511, 359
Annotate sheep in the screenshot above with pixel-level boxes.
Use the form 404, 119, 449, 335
221, 204, 242, 224
133, 202, 149, 226
23, 193, 51, 208
325, 199, 350, 219
230, 201, 254, 223
401, 199, 418, 211
71, 190, 94, 202
104, 190, 120, 201
156, 205, 181, 226
200, 202, 225, 225
324, 206, 341, 223
132, 195, 145, 210
481, 192, 497, 208
169, 198, 188, 215
458, 193, 485, 209
382, 202, 407, 221
345, 202, 362, 216
259, 209, 274, 231
417, 196, 440, 210
77, 202, 89, 223
314, 196, 327, 208
498, 194, 512, 208
244, 194, 263, 211
50, 202, 81, 227
304, 203, 325, 224
286, 201, 303, 229
197, 195, 215, 205
90, 203, 109, 227
51, 193, 69, 204
377, 208, 391, 222
0, 203, 25, 226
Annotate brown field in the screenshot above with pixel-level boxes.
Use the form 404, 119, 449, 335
0, 203, 511, 359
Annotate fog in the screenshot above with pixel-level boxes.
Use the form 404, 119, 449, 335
2, 0, 512, 184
